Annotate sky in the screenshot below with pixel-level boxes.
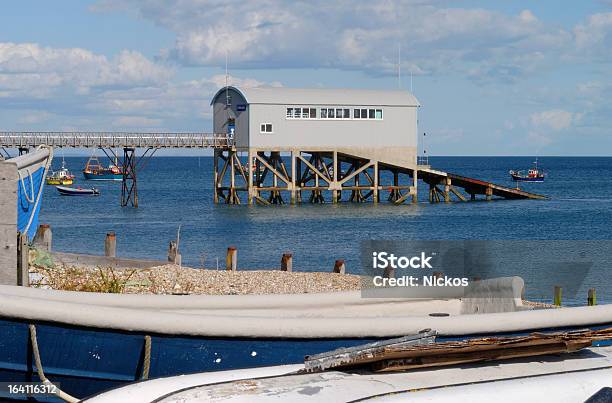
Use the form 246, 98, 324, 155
1, 0, 612, 156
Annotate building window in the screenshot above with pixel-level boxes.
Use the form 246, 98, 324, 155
375, 109, 383, 119
328, 108, 335, 118
321, 108, 327, 119
260, 123, 273, 133
368, 109, 375, 119
287, 107, 316, 119
361, 109, 367, 119
354, 109, 361, 119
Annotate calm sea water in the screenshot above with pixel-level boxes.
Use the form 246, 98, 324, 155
39, 156, 612, 305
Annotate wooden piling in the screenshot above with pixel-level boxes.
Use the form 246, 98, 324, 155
104, 232, 117, 257
554, 286, 562, 306
333, 259, 346, 274
588, 288, 596, 306
281, 253, 293, 272
16, 232, 29, 286
226, 246, 237, 271
33, 224, 52, 252
485, 186, 493, 201
433, 271, 443, 279
167, 241, 181, 265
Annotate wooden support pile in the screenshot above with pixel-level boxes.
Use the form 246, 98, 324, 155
304, 327, 612, 373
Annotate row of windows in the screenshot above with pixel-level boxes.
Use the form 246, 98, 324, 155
286, 107, 383, 120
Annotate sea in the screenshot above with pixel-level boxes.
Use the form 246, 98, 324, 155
39, 156, 612, 305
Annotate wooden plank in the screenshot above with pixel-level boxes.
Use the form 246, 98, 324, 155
449, 186, 467, 202
296, 155, 330, 184
255, 154, 290, 185
338, 161, 374, 185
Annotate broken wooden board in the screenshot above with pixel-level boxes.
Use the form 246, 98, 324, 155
304, 330, 437, 372
305, 327, 612, 373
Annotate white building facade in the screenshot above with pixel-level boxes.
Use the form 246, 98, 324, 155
210, 86, 420, 205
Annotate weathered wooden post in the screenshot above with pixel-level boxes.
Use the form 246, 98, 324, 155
433, 271, 443, 279
33, 224, 52, 252
485, 186, 493, 201
444, 178, 451, 203
333, 259, 346, 274
16, 233, 29, 286
167, 241, 181, 265
281, 253, 293, 272
104, 231, 116, 258
554, 286, 562, 306
588, 288, 596, 306
226, 246, 237, 271
0, 158, 18, 286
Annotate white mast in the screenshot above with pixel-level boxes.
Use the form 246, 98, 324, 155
397, 44, 401, 89
225, 50, 230, 106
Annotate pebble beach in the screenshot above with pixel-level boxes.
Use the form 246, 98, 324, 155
30, 263, 362, 295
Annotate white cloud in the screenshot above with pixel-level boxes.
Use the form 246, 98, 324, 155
530, 109, 581, 130
97, 1, 570, 83
0, 43, 173, 99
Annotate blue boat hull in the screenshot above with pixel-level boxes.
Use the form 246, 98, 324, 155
2, 317, 612, 402
0, 318, 379, 401
17, 166, 45, 240
82, 172, 122, 181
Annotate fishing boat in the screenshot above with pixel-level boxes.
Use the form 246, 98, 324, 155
3, 277, 612, 401
45, 160, 75, 186
56, 185, 100, 196
509, 158, 545, 182
3, 146, 53, 240
82, 156, 123, 181
87, 332, 612, 403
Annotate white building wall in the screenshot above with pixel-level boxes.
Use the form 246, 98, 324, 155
247, 103, 418, 167
249, 104, 417, 149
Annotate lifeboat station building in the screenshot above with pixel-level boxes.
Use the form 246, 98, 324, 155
210, 86, 420, 205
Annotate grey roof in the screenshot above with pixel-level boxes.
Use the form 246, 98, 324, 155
211, 86, 420, 107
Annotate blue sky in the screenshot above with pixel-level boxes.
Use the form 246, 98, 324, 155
1, 0, 612, 155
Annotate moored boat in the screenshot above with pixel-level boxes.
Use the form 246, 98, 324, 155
56, 185, 100, 196
3, 146, 54, 240
509, 158, 545, 182
82, 156, 123, 181
46, 160, 75, 186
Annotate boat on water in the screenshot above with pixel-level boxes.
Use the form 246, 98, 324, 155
56, 185, 100, 196
46, 160, 75, 186
82, 156, 123, 181
509, 158, 545, 182
3, 277, 612, 401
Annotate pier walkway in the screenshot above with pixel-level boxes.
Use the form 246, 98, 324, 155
0, 132, 233, 149
0, 132, 546, 205
418, 167, 547, 202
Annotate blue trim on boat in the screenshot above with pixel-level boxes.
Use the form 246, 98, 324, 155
1, 317, 611, 402
16, 166, 45, 240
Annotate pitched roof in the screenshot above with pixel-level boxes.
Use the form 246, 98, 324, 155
211, 86, 420, 107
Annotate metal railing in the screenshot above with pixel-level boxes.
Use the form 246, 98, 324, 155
0, 132, 234, 149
